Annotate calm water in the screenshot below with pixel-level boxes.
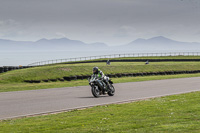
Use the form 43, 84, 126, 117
0, 50, 136, 66
0, 49, 198, 66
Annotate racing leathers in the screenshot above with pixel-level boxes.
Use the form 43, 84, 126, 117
91, 68, 108, 93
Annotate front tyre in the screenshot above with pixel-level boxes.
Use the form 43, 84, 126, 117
108, 84, 115, 96
91, 86, 100, 98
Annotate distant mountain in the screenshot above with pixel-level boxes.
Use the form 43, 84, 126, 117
0, 39, 34, 51
0, 38, 108, 51
127, 36, 183, 45
147, 36, 179, 44
35, 38, 86, 46
33, 38, 88, 50
120, 36, 200, 51
1, 36, 200, 52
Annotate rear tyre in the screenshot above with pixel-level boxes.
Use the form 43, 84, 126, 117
91, 86, 100, 98
108, 84, 115, 96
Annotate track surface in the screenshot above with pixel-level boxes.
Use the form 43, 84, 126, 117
1, 77, 200, 120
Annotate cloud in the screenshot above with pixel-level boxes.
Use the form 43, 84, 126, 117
0, 0, 200, 44
113, 26, 136, 38
0, 19, 23, 38
55, 32, 67, 38
0, 19, 19, 30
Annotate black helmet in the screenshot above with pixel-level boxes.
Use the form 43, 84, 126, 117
93, 67, 98, 74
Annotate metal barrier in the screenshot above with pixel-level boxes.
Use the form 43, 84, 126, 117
27, 52, 200, 66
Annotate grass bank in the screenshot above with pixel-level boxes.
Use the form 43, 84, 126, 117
1, 73, 200, 92
62, 55, 200, 63
1, 91, 200, 132
1, 62, 200, 83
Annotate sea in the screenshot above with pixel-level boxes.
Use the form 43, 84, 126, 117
0, 49, 199, 66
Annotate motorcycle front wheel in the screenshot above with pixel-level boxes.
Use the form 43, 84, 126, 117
108, 84, 115, 96
91, 86, 100, 98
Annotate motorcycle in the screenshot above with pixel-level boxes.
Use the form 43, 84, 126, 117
88, 76, 115, 98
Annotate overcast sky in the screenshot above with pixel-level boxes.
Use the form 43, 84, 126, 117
0, 0, 200, 46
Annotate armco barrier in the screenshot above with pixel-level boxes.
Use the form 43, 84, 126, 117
62, 59, 200, 64
23, 70, 200, 83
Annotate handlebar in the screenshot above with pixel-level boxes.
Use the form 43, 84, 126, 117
89, 78, 102, 83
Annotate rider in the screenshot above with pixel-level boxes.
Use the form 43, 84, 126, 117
92, 67, 108, 93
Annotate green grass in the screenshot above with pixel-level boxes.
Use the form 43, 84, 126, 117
1, 91, 200, 132
1, 62, 200, 83
62, 55, 200, 63
1, 56, 200, 92
1, 73, 200, 92
1, 56, 200, 132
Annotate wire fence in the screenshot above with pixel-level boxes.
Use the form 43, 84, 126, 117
27, 52, 200, 66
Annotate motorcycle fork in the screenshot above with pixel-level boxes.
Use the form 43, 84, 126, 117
96, 80, 104, 91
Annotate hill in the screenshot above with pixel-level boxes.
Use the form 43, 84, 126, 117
120, 36, 200, 51
0, 38, 108, 51
1, 36, 200, 51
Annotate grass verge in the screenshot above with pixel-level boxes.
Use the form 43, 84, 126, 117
1, 73, 200, 92
1, 91, 200, 132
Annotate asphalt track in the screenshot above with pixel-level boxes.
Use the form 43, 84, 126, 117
1, 77, 200, 120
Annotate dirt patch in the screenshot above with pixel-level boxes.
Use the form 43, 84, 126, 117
59, 68, 72, 71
